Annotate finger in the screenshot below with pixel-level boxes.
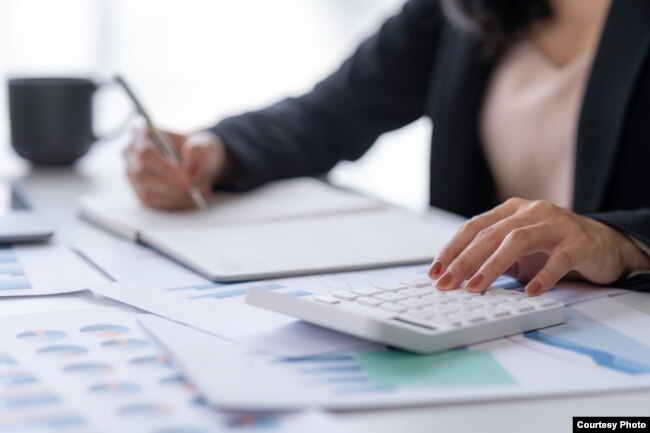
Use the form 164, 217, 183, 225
125, 151, 184, 192
180, 138, 207, 179
463, 223, 562, 292
131, 180, 194, 209
164, 131, 186, 153
127, 132, 188, 185
525, 246, 582, 296
126, 166, 188, 199
129, 129, 171, 168
435, 213, 538, 290
429, 198, 523, 281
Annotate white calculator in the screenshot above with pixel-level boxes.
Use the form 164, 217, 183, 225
246, 276, 565, 353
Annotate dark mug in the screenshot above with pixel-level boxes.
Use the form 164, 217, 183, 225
8, 77, 127, 165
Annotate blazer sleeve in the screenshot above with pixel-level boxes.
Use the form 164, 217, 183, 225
588, 209, 650, 290
209, 0, 443, 189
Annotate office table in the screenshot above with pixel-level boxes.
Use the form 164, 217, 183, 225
3, 140, 650, 433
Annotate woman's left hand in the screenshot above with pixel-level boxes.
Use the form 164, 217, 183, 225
428, 198, 650, 296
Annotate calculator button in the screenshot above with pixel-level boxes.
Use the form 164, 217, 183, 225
375, 283, 407, 292
460, 313, 487, 324
382, 303, 408, 313
502, 291, 526, 298
523, 298, 560, 308
357, 297, 382, 307
483, 298, 508, 306
314, 296, 340, 305
398, 298, 433, 308
489, 309, 511, 318
333, 291, 358, 301
510, 304, 535, 313
405, 309, 434, 319
439, 294, 461, 303
399, 278, 433, 288
352, 287, 382, 296
375, 293, 407, 302
437, 305, 461, 315
399, 288, 433, 297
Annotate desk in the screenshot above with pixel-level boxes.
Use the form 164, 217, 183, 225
4, 139, 650, 433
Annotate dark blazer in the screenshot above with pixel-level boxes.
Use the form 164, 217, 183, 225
211, 0, 650, 289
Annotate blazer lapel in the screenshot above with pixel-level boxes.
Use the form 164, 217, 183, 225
574, 0, 650, 213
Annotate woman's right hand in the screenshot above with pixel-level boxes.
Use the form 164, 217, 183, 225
124, 128, 232, 209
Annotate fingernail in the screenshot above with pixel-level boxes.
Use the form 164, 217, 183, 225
526, 281, 542, 296
436, 272, 453, 289
466, 273, 483, 290
429, 260, 443, 277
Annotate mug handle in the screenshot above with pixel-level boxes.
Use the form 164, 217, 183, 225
92, 78, 136, 142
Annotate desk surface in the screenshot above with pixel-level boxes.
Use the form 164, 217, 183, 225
4, 141, 650, 433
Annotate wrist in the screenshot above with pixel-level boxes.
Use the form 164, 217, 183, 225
210, 134, 240, 187
619, 233, 650, 275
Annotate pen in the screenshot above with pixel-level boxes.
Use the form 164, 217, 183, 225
114, 75, 208, 210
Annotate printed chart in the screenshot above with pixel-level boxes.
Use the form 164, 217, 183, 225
0, 348, 92, 433
0, 308, 350, 433
90, 263, 612, 358
0, 244, 105, 297
140, 295, 650, 410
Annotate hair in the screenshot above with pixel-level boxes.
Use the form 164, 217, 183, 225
440, 0, 552, 55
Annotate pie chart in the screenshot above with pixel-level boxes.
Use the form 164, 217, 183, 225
89, 382, 142, 396
80, 324, 129, 337
118, 403, 172, 417
130, 355, 172, 370
63, 362, 114, 376
37, 345, 88, 358
101, 339, 150, 351
17, 330, 67, 342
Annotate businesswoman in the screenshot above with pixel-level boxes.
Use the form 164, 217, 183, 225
125, 0, 650, 294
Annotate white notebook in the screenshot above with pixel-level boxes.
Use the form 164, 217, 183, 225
79, 178, 445, 281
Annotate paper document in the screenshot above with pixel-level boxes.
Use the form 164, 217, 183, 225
89, 265, 435, 358
0, 346, 92, 432
0, 243, 105, 297
0, 308, 340, 433
144, 208, 446, 281
73, 234, 209, 286
140, 297, 650, 410
493, 275, 629, 305
79, 177, 383, 241
88, 264, 630, 357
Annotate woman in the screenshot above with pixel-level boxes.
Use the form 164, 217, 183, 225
125, 0, 650, 295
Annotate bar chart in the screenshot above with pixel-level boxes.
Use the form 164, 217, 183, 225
0, 246, 32, 292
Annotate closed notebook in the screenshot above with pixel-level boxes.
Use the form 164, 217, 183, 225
79, 178, 445, 281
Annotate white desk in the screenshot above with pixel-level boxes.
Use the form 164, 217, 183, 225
4, 140, 650, 433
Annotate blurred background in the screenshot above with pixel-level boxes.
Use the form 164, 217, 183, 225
0, 0, 430, 211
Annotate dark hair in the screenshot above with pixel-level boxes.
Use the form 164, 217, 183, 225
440, 0, 552, 54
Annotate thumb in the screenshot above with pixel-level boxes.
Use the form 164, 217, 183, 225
180, 137, 207, 179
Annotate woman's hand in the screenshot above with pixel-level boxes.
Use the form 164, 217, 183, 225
428, 198, 650, 296
124, 128, 232, 209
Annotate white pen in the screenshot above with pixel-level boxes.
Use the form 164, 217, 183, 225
115, 75, 208, 209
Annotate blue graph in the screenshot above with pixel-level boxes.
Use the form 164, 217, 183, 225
0, 353, 16, 366
0, 373, 38, 387
166, 281, 307, 301
29, 414, 87, 429
1, 392, 61, 408
274, 353, 392, 396
524, 308, 650, 374
0, 247, 32, 291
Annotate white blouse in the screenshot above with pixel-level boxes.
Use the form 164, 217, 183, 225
481, 39, 594, 209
